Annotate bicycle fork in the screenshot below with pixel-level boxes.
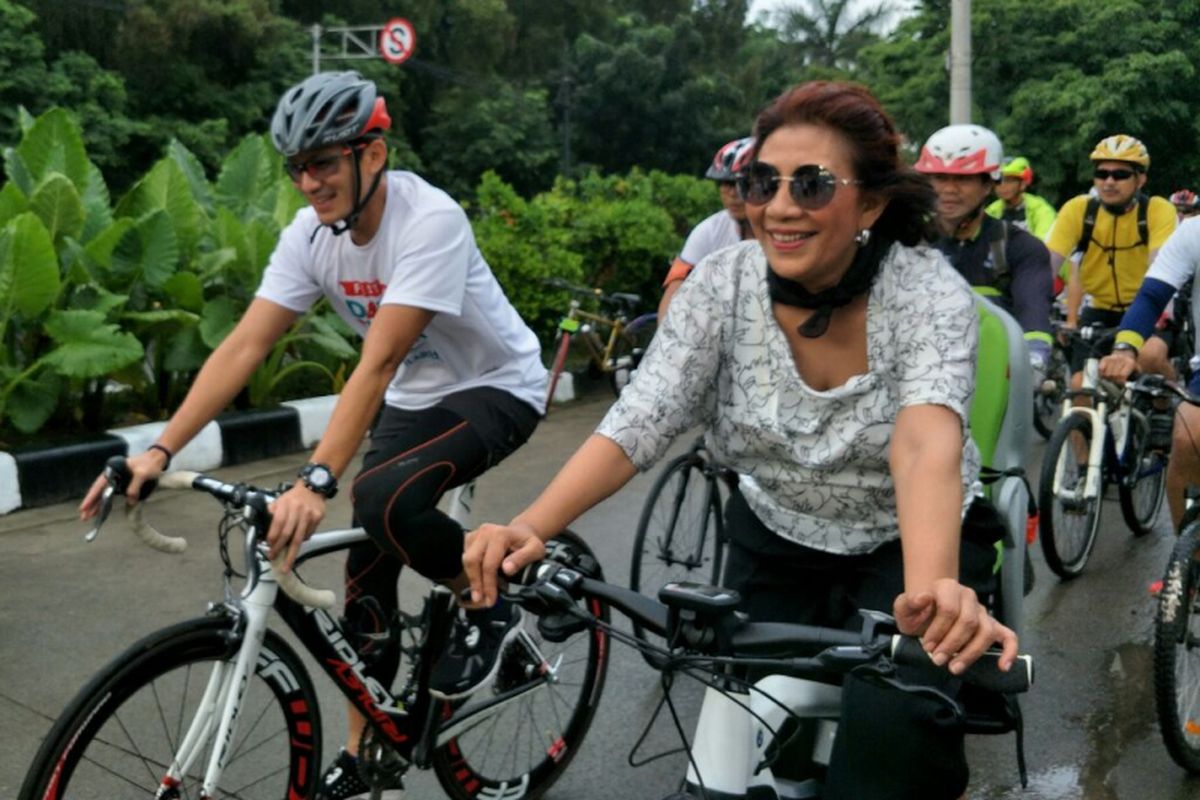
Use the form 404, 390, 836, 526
1054, 405, 1109, 502
159, 555, 279, 798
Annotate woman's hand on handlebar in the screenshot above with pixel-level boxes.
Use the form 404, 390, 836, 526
78, 449, 167, 521
463, 521, 547, 607
893, 577, 1019, 676
266, 484, 327, 572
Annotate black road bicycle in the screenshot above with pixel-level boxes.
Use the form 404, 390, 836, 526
20, 458, 609, 800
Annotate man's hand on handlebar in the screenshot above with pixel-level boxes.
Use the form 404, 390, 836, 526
463, 521, 547, 607
893, 577, 1019, 676
1099, 349, 1139, 384
266, 484, 327, 573
79, 449, 168, 521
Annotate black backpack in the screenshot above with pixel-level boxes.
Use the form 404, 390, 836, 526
1073, 192, 1150, 257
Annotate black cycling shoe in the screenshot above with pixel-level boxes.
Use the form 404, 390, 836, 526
429, 602, 524, 700
316, 749, 371, 800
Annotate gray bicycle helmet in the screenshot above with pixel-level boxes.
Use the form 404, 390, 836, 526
271, 71, 392, 157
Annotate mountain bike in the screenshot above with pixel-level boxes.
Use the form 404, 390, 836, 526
629, 435, 736, 667
1038, 325, 1169, 579
544, 278, 657, 410
19, 457, 609, 800
506, 550, 1034, 798
1151, 378, 1200, 773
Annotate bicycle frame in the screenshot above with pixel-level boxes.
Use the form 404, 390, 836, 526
686, 677, 842, 798
1052, 354, 1138, 502
558, 299, 630, 373
155, 483, 572, 795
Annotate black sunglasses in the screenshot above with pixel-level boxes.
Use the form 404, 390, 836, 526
1093, 168, 1137, 182
284, 142, 367, 183
737, 163, 862, 209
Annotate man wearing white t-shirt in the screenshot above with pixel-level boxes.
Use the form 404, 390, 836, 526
79, 71, 546, 799
658, 137, 757, 318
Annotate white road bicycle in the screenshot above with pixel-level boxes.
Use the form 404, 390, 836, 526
20, 458, 609, 800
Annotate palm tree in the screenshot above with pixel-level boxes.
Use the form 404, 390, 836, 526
775, 0, 895, 70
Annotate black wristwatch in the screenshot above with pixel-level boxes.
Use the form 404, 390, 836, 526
298, 463, 338, 499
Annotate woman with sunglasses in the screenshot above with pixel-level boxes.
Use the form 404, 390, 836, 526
80, 71, 548, 799
463, 81, 1018, 798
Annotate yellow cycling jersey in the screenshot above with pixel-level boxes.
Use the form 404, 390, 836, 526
1045, 194, 1177, 310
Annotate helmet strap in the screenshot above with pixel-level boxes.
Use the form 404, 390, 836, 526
950, 200, 989, 239
327, 145, 385, 238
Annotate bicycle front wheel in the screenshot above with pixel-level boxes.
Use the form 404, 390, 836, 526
608, 313, 657, 395
20, 616, 321, 800
1155, 524, 1200, 772
630, 450, 724, 667
1038, 413, 1103, 579
1118, 413, 1167, 536
433, 529, 609, 800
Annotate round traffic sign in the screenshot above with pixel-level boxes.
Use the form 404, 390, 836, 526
379, 17, 415, 65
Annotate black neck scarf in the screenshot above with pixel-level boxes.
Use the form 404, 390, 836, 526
767, 233, 889, 338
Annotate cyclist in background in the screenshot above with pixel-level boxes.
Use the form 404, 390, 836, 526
466, 80, 1018, 800
1100, 215, 1200, 526
986, 156, 1057, 240
658, 136, 757, 318
1045, 134, 1177, 390
79, 71, 547, 800
915, 124, 1054, 378
1171, 189, 1200, 222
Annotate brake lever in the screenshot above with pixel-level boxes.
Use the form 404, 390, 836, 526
84, 485, 116, 542
849, 660, 965, 724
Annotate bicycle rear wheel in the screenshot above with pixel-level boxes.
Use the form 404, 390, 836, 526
433, 529, 609, 800
1118, 413, 1167, 536
1154, 524, 1200, 772
19, 615, 321, 800
630, 450, 724, 667
608, 313, 657, 395
1038, 413, 1103, 579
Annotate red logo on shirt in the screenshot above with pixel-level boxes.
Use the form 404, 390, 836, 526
341, 280, 387, 322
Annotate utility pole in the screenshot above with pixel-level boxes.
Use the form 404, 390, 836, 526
949, 0, 971, 124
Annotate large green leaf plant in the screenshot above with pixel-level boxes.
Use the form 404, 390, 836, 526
0, 110, 357, 443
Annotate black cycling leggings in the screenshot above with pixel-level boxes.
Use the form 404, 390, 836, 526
342, 388, 539, 684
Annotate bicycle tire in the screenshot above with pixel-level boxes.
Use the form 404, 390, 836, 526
545, 330, 572, 413
1154, 523, 1200, 772
20, 615, 321, 800
607, 313, 657, 395
1038, 413, 1103, 579
433, 529, 609, 800
1117, 412, 1167, 536
629, 450, 724, 668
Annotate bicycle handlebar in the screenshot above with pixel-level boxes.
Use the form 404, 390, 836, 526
89, 457, 337, 610
507, 559, 1033, 697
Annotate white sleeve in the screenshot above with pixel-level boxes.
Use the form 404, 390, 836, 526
256, 215, 322, 313
1145, 217, 1200, 289
379, 206, 471, 315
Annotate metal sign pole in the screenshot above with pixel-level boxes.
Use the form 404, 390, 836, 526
311, 23, 321, 75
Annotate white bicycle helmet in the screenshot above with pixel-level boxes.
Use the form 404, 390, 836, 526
914, 124, 1004, 180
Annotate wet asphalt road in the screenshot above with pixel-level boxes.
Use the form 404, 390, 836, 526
3, 393, 1200, 799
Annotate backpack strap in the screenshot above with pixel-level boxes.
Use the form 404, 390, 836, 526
1074, 196, 1100, 258
1075, 193, 1150, 255
989, 219, 1011, 293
